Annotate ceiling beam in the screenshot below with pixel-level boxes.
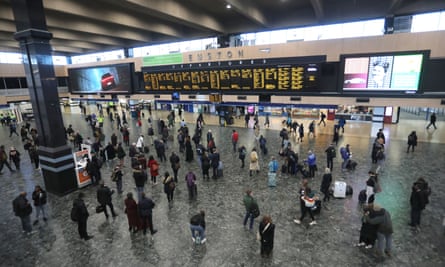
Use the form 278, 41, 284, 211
124, 0, 226, 33
310, 0, 324, 21
43, 0, 183, 38
224, 0, 268, 27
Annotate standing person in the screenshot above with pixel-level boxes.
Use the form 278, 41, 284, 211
238, 145, 247, 168
318, 112, 327, 127
32, 185, 47, 224
9, 122, 19, 137
249, 148, 259, 177
294, 187, 317, 226
243, 190, 258, 231
177, 130, 185, 153
307, 150, 317, 178
124, 192, 140, 233
376, 129, 386, 144
169, 152, 181, 182
320, 168, 332, 203
366, 171, 381, 203
138, 192, 157, 236
201, 152, 211, 180
338, 117, 346, 133
298, 124, 304, 142
185, 171, 197, 200
426, 112, 437, 130
409, 178, 430, 229
258, 215, 275, 258
133, 165, 147, 201
407, 131, 418, 153
0, 145, 15, 174
332, 126, 339, 145
190, 210, 206, 244
209, 148, 220, 179
294, 179, 309, 222
12, 192, 34, 234
185, 136, 194, 162
259, 135, 267, 155
325, 143, 336, 171
147, 123, 155, 146
147, 155, 159, 185
112, 166, 123, 194
136, 135, 144, 153
231, 130, 239, 153
116, 143, 126, 166
364, 204, 393, 258
162, 172, 176, 204
356, 205, 379, 249
96, 181, 117, 219
9, 146, 21, 171
72, 193, 93, 240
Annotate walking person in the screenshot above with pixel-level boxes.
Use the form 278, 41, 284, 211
96, 181, 117, 219
231, 129, 239, 153
264, 114, 270, 128
72, 193, 93, 240
133, 165, 147, 201
238, 145, 247, 168
409, 178, 431, 230
12, 192, 34, 235
116, 143, 126, 166
185, 136, 194, 162
9, 146, 21, 170
162, 172, 176, 204
320, 168, 332, 203
185, 171, 197, 200
318, 112, 326, 126
32, 185, 48, 225
138, 192, 157, 236
249, 148, 259, 176
124, 192, 140, 233
426, 112, 437, 130
190, 210, 206, 244
169, 152, 181, 182
243, 189, 259, 231
209, 148, 220, 179
0, 145, 15, 174
258, 215, 275, 258
147, 155, 159, 185
298, 124, 304, 142
294, 187, 317, 226
340, 144, 351, 171
407, 131, 418, 153
201, 152, 211, 180
308, 121, 316, 138
112, 166, 123, 194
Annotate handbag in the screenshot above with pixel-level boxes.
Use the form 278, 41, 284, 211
96, 205, 105, 213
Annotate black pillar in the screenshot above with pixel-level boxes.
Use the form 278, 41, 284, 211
11, 0, 77, 195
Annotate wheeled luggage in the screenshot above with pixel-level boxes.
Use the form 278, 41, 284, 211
268, 172, 277, 187
333, 181, 347, 198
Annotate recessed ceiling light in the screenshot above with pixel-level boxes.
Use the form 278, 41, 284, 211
226, 4, 231, 9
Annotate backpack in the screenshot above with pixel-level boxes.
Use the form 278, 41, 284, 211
70, 205, 78, 222
111, 171, 118, 182
250, 202, 260, 218
358, 189, 367, 203
328, 147, 336, 158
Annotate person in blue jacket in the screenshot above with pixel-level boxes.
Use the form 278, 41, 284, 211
307, 150, 317, 178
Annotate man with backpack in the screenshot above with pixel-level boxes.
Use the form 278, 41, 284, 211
185, 171, 197, 200
13, 192, 34, 235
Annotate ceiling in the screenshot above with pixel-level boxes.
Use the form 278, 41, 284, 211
0, 0, 444, 56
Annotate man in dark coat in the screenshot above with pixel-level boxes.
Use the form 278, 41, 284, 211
169, 151, 180, 182
409, 178, 430, 229
138, 192, 157, 236
190, 210, 206, 243
32, 185, 47, 225
13, 192, 33, 234
96, 181, 117, 219
73, 193, 93, 240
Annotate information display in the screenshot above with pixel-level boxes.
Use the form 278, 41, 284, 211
341, 51, 428, 92
142, 57, 323, 92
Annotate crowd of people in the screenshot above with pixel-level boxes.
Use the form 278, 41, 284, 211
8, 105, 438, 261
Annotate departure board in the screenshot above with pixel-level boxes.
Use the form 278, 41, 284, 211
142, 56, 323, 92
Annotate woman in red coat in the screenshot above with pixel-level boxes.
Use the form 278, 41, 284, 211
147, 155, 160, 185
124, 192, 140, 233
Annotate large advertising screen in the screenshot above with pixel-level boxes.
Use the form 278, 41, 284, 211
68, 63, 134, 94
341, 51, 429, 93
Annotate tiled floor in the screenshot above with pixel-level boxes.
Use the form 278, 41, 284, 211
0, 105, 444, 267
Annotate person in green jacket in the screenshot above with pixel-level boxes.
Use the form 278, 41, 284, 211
243, 189, 258, 231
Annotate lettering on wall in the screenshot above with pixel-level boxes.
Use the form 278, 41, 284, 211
187, 50, 244, 62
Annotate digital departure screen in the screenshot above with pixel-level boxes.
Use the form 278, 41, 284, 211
141, 57, 323, 92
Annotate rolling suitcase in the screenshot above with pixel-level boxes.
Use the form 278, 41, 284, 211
268, 172, 277, 187
333, 181, 347, 198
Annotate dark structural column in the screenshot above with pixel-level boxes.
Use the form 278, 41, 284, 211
11, 0, 77, 195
